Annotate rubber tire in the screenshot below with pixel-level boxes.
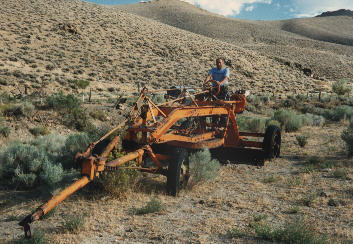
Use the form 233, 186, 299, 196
263, 125, 281, 159
166, 147, 189, 196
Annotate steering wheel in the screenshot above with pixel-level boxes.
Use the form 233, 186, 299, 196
203, 80, 221, 96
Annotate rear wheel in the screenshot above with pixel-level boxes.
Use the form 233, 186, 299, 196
263, 125, 281, 159
166, 147, 189, 196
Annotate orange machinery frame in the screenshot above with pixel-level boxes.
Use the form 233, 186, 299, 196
19, 87, 264, 238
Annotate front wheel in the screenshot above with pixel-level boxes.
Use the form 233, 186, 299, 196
263, 125, 281, 159
166, 147, 189, 196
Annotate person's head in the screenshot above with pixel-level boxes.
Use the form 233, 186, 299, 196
216, 58, 224, 69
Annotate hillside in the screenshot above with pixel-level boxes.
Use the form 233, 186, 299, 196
0, 0, 332, 102
316, 9, 353, 17
117, 0, 353, 81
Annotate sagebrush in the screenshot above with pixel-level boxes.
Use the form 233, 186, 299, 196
188, 148, 220, 187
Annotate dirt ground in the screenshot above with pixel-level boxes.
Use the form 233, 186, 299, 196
1, 123, 352, 243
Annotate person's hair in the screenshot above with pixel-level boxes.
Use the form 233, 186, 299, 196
216, 58, 223, 62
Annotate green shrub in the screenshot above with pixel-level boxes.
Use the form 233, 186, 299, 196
90, 110, 108, 121
93, 162, 141, 198
1, 102, 35, 118
253, 213, 267, 222
0, 125, 10, 137
0, 103, 15, 116
237, 116, 266, 132
31, 134, 66, 156
307, 156, 325, 166
17, 102, 35, 117
247, 95, 262, 106
303, 156, 333, 172
126, 96, 139, 106
273, 109, 302, 132
60, 133, 90, 169
333, 169, 347, 179
13, 230, 47, 244
299, 113, 325, 126
236, 116, 249, 131
40, 161, 64, 186
63, 214, 85, 233
71, 79, 90, 89
286, 176, 302, 187
247, 117, 266, 133
188, 148, 220, 187
0, 92, 15, 104
29, 126, 50, 137
228, 227, 247, 238
64, 133, 90, 155
264, 175, 279, 183
134, 198, 163, 215
341, 120, 353, 156
0, 141, 65, 190
46, 92, 81, 111
265, 119, 281, 129
84, 125, 110, 142
286, 117, 302, 132
287, 205, 300, 214
0, 134, 75, 191
89, 149, 141, 198
252, 219, 328, 243
302, 164, 315, 173
151, 94, 165, 104
332, 79, 351, 96
296, 135, 308, 147
0, 143, 49, 189
319, 161, 335, 169
46, 92, 92, 130
331, 105, 353, 121
63, 107, 92, 131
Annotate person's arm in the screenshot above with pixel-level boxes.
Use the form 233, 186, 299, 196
204, 74, 212, 84
218, 76, 228, 86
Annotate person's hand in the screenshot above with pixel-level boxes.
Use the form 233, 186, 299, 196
211, 80, 220, 86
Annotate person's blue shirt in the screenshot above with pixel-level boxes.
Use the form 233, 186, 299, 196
209, 67, 229, 86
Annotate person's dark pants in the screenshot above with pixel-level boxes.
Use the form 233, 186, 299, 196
212, 85, 230, 126
217, 85, 229, 101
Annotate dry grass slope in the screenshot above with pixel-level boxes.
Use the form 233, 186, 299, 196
118, 0, 353, 81
0, 0, 331, 100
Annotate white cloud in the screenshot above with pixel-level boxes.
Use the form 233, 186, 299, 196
182, 0, 272, 16
245, 5, 254, 11
292, 0, 353, 17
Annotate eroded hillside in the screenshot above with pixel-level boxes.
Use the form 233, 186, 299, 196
118, 0, 353, 81
0, 0, 327, 99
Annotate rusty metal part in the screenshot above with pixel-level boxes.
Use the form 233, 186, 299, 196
169, 138, 225, 149
105, 149, 145, 168
144, 145, 163, 168
92, 120, 127, 147
19, 176, 90, 238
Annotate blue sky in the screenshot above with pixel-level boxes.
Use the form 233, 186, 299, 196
85, 0, 353, 20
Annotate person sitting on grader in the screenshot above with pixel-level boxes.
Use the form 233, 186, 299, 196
204, 57, 230, 100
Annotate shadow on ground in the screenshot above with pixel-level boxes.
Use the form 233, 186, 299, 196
211, 147, 266, 166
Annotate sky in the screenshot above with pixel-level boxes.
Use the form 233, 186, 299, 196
85, 0, 353, 20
